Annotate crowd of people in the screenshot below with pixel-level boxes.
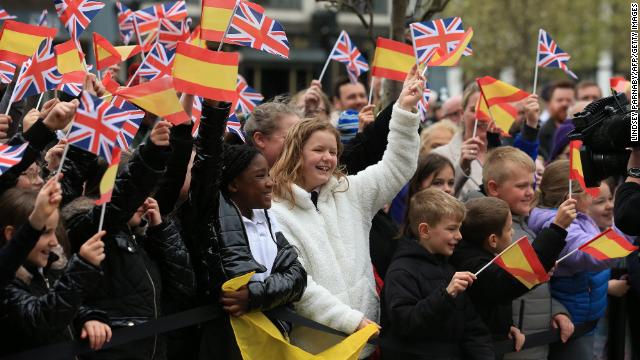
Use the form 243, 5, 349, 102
0, 60, 638, 360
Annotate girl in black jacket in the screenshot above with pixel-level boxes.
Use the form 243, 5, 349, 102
0, 177, 110, 355
63, 120, 196, 360
179, 100, 306, 360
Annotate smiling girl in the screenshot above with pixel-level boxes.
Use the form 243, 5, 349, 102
269, 67, 423, 356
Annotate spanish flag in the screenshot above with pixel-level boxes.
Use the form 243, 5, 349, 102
173, 41, 238, 102
569, 140, 600, 197
428, 28, 473, 67
102, 72, 120, 95
371, 37, 415, 82
223, 273, 378, 360
93, 32, 141, 70
477, 76, 529, 108
493, 236, 550, 289
610, 77, 629, 93
115, 76, 189, 125
579, 228, 638, 260
96, 146, 122, 205
475, 92, 518, 136
200, 0, 236, 42
0, 20, 57, 64
55, 40, 84, 74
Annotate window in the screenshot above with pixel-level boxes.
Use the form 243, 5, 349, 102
253, 0, 302, 10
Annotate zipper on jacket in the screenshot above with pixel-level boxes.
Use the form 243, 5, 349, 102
43, 272, 79, 360
144, 267, 158, 360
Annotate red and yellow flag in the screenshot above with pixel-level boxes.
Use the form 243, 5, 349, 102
96, 146, 122, 205
200, 0, 236, 42
475, 92, 518, 136
115, 76, 189, 125
0, 20, 57, 64
610, 77, 630, 93
55, 40, 84, 74
371, 37, 414, 82
579, 228, 638, 260
102, 71, 120, 95
173, 41, 238, 102
477, 76, 529, 107
494, 236, 550, 289
93, 32, 141, 70
428, 28, 473, 67
569, 140, 600, 197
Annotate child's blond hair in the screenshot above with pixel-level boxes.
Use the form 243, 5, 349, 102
407, 188, 466, 238
482, 146, 535, 189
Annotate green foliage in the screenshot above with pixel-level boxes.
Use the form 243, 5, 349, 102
444, 0, 630, 88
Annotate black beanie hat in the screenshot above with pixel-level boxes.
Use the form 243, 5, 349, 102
220, 144, 261, 193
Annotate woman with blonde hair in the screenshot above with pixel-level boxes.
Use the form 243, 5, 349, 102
269, 67, 423, 357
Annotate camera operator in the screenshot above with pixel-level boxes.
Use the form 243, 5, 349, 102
614, 148, 640, 235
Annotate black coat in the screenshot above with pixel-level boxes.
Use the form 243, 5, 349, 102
380, 238, 494, 360
449, 223, 567, 340
0, 254, 106, 356
614, 182, 640, 236
64, 142, 195, 360
179, 102, 306, 359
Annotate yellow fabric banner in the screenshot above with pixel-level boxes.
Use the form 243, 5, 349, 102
222, 273, 377, 360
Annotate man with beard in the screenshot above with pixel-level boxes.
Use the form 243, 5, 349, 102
538, 81, 575, 160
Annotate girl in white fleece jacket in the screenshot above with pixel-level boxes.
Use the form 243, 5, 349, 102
269, 67, 423, 356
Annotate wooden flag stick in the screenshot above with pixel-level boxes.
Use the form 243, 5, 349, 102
569, 179, 573, 199
36, 93, 45, 110
55, 126, 73, 174
475, 237, 524, 277
217, 0, 240, 52
556, 247, 580, 264
532, 29, 542, 95
368, 75, 375, 104
98, 203, 107, 232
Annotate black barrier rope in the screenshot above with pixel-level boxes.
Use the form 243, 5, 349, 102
0, 304, 596, 359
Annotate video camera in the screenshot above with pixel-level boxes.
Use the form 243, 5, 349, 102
568, 93, 639, 187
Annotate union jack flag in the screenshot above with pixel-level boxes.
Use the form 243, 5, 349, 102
0, 61, 16, 84
54, 0, 105, 40
537, 29, 578, 80
0, 142, 29, 175
114, 100, 144, 150
66, 91, 128, 162
417, 86, 432, 123
191, 96, 202, 138
37, 9, 48, 26
138, 43, 175, 81
132, 10, 160, 51
329, 31, 369, 83
235, 75, 263, 114
12, 39, 61, 103
56, 70, 85, 96
224, 0, 290, 59
226, 113, 245, 142
116, 0, 134, 45
158, 19, 190, 50
0, 7, 17, 20
137, 1, 187, 22
410, 17, 473, 65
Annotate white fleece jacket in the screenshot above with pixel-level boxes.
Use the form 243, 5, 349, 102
271, 104, 419, 355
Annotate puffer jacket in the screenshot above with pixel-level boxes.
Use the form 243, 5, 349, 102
449, 221, 566, 341
0, 118, 57, 195
64, 142, 195, 360
380, 237, 494, 360
178, 102, 307, 360
0, 253, 106, 356
528, 207, 612, 324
